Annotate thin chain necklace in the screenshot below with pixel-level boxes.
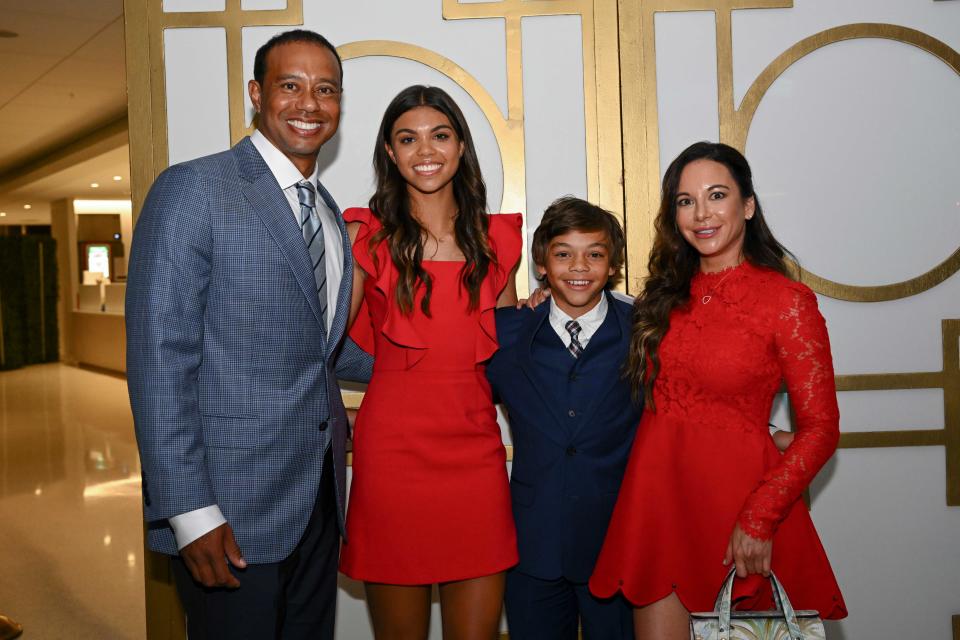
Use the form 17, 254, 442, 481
700, 263, 741, 304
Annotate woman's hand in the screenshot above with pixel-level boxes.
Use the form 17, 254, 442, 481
516, 286, 551, 309
723, 523, 773, 578
772, 429, 795, 452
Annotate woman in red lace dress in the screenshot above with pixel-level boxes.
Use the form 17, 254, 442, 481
339, 85, 521, 638
589, 142, 847, 637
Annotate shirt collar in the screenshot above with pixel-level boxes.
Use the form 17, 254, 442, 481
549, 291, 609, 332
250, 129, 319, 190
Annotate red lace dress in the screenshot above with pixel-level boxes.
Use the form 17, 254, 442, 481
339, 208, 521, 584
589, 262, 847, 618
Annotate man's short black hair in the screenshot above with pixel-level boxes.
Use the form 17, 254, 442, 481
531, 196, 626, 288
253, 29, 343, 86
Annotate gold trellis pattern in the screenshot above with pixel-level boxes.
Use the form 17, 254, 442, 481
616, 0, 960, 515
122, 1, 960, 638
618, 1, 960, 301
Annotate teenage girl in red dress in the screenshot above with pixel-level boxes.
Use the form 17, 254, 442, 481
339, 85, 522, 639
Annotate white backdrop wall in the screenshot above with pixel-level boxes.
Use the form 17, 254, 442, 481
152, 0, 960, 637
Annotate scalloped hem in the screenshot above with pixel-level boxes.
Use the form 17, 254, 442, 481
589, 578, 848, 620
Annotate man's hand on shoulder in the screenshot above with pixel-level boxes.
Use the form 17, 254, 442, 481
180, 523, 247, 588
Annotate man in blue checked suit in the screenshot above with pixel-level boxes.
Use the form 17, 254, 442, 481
126, 30, 371, 639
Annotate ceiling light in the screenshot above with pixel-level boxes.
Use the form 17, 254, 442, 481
23, 204, 31, 210
113, 176, 123, 181
90, 182, 100, 188
0, 212, 6, 217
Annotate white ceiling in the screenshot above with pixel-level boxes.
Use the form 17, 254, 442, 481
0, 0, 128, 225
0, 144, 131, 225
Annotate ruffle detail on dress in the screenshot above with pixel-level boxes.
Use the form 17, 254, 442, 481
476, 213, 523, 364
343, 207, 427, 364
343, 208, 523, 367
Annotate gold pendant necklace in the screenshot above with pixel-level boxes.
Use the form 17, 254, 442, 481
701, 265, 739, 304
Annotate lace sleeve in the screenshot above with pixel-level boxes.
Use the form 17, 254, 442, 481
737, 283, 840, 540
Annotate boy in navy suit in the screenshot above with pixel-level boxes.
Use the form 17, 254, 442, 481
487, 197, 641, 639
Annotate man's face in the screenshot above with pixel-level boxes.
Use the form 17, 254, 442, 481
248, 41, 342, 178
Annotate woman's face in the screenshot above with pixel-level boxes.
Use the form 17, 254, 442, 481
386, 106, 464, 198
674, 159, 755, 272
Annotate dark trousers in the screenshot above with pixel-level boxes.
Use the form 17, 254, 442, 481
505, 569, 634, 640
171, 449, 339, 640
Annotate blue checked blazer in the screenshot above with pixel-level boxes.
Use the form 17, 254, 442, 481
126, 137, 372, 563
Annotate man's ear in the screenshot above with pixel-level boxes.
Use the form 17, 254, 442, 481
248, 80, 262, 113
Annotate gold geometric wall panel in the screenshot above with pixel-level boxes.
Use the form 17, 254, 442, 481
616, 0, 960, 512
835, 320, 960, 507
732, 24, 960, 303
617, 1, 960, 303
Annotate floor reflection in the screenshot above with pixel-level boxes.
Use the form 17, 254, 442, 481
0, 363, 145, 639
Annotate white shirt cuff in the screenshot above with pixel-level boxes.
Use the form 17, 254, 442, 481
169, 505, 227, 550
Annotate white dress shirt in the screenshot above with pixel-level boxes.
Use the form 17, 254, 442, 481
168, 131, 346, 550
547, 293, 609, 351
251, 129, 344, 336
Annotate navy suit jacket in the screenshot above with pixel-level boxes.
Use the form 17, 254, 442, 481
487, 292, 642, 582
126, 137, 372, 563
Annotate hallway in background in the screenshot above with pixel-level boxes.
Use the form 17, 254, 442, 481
0, 363, 145, 639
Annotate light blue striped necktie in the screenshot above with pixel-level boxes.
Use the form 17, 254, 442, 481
296, 181, 327, 329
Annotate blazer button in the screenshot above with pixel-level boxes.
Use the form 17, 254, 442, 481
569, 373, 578, 381
566, 447, 577, 456
567, 409, 576, 418
319, 421, 328, 431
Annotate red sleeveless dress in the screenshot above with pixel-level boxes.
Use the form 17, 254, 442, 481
339, 208, 521, 585
589, 262, 847, 619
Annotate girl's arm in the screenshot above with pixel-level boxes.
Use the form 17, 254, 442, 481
496, 258, 521, 308
347, 221, 367, 328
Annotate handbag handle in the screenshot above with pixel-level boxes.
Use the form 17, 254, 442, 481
713, 568, 806, 640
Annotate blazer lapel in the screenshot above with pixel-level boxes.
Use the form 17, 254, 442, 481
235, 138, 327, 333
316, 179, 352, 360
515, 304, 572, 447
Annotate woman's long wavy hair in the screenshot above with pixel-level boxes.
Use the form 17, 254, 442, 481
627, 141, 794, 409
369, 85, 495, 316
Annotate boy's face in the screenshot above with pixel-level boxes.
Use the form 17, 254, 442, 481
537, 229, 615, 319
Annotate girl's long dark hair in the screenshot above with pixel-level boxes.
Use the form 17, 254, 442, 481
627, 141, 794, 409
369, 85, 495, 315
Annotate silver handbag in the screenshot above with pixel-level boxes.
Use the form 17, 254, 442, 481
689, 569, 825, 640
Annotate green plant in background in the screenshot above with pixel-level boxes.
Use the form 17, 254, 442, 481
0, 236, 59, 370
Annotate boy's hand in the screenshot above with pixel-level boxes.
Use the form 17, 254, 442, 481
517, 287, 551, 309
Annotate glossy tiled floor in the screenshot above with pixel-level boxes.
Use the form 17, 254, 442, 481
0, 363, 146, 639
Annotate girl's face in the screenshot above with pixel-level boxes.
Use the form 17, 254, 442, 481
386, 106, 465, 199
674, 159, 755, 272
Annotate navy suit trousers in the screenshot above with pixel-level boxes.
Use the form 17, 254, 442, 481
505, 568, 634, 640
171, 449, 338, 640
